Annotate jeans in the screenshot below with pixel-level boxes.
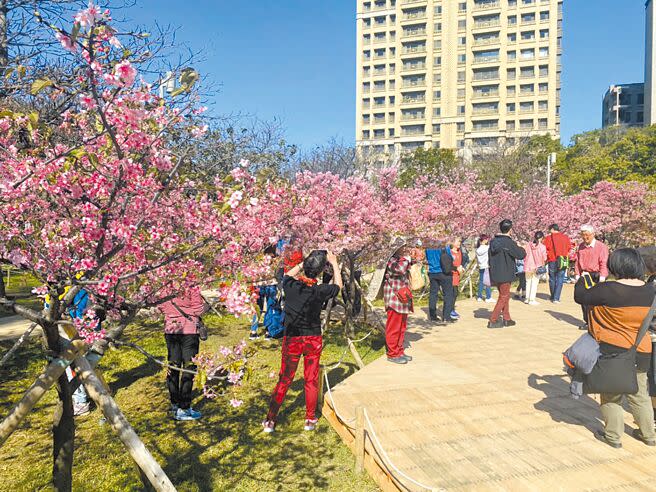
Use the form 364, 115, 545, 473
548, 261, 566, 301
66, 366, 89, 404
477, 269, 492, 300
165, 334, 200, 409
490, 283, 512, 322
428, 273, 440, 319
267, 335, 322, 421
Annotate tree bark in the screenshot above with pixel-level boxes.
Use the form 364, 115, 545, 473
0, 0, 7, 75
52, 372, 74, 492
0, 265, 6, 299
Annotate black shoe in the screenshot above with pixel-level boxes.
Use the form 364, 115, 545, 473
503, 320, 517, 327
445, 318, 458, 323
487, 320, 504, 329
632, 428, 656, 446
595, 430, 622, 448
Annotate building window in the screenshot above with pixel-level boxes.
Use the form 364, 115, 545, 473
507, 68, 516, 80
538, 82, 548, 92
458, 19, 466, 30
638, 112, 645, 123
507, 103, 516, 113
458, 36, 467, 46
538, 118, 548, 129
458, 54, 466, 64
520, 48, 535, 60
540, 11, 549, 21
538, 100, 548, 111
507, 85, 516, 96
458, 105, 466, 115
362, 130, 370, 139
508, 15, 517, 25
506, 120, 516, 130
508, 33, 517, 43
639, 93, 645, 105
434, 39, 442, 50
520, 83, 534, 94
521, 13, 535, 24
435, 22, 442, 32
457, 139, 465, 148
540, 29, 549, 39
509, 0, 517, 5
508, 50, 516, 60
433, 124, 441, 134
434, 90, 441, 100
457, 123, 465, 133
520, 101, 534, 112
459, 2, 466, 12
521, 31, 535, 41
434, 56, 442, 66
458, 88, 466, 99
539, 65, 548, 77
433, 107, 441, 117
434, 5, 442, 15
363, 114, 371, 124
458, 70, 466, 82
539, 46, 549, 57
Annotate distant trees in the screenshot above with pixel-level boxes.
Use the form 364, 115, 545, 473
397, 147, 458, 187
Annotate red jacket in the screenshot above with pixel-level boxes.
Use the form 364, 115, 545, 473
545, 232, 571, 263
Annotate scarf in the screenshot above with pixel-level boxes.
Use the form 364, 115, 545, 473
297, 276, 318, 287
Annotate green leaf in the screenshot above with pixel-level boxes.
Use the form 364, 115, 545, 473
30, 78, 53, 95
28, 112, 39, 128
4, 67, 13, 80
70, 24, 81, 45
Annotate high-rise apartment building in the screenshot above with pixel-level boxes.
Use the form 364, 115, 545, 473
602, 83, 645, 128
356, 0, 563, 155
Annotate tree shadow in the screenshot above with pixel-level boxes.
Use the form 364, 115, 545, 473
108, 359, 161, 394
528, 373, 602, 435
544, 310, 583, 328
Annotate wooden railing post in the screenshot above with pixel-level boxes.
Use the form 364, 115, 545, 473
354, 406, 366, 473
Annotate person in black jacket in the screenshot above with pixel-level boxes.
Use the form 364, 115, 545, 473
488, 219, 527, 329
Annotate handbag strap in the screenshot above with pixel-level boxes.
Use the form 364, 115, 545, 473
630, 291, 656, 351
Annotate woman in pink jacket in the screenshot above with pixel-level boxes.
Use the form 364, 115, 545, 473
159, 287, 208, 421
523, 231, 548, 305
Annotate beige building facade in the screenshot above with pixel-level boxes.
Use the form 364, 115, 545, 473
356, 0, 563, 155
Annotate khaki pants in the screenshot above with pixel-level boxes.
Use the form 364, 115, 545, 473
600, 371, 655, 445
525, 271, 540, 303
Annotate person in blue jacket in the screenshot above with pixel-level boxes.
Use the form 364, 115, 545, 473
425, 239, 457, 324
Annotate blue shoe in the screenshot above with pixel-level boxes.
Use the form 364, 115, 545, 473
174, 408, 201, 421
450, 311, 460, 319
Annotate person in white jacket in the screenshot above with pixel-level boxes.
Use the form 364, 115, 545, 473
475, 234, 494, 302
523, 231, 548, 305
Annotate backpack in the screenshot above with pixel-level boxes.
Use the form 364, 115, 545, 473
261, 285, 285, 339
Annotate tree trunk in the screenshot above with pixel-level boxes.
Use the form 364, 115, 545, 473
44, 322, 75, 492
52, 372, 74, 492
0, 265, 6, 298
0, 0, 7, 75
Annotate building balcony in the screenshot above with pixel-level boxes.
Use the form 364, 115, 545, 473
472, 91, 500, 99
402, 81, 426, 88
401, 14, 427, 24
472, 20, 501, 30
472, 108, 499, 116
402, 29, 427, 38
472, 1, 501, 11
401, 47, 427, 55
472, 56, 500, 65
401, 114, 426, 121
402, 64, 426, 72
401, 130, 426, 136
472, 125, 499, 131
372, 102, 387, 109
401, 97, 426, 105
520, 73, 536, 79
373, 87, 387, 92
519, 108, 535, 114
401, 0, 427, 4
473, 37, 501, 47
473, 73, 500, 82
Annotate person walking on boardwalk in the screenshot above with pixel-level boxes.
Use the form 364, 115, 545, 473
475, 234, 494, 303
384, 240, 417, 364
545, 223, 571, 303
574, 248, 656, 448
575, 224, 610, 328
263, 250, 342, 433
523, 231, 548, 305
487, 219, 526, 329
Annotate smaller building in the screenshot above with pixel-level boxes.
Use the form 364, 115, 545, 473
602, 83, 645, 128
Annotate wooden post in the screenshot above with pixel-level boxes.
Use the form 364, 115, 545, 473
354, 406, 366, 473
75, 356, 176, 492
0, 339, 86, 446
348, 338, 366, 370
317, 366, 325, 414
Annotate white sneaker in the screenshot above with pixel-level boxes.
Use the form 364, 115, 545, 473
304, 419, 318, 431
73, 402, 91, 416
476, 298, 483, 302
553, 300, 561, 304
262, 420, 276, 433
529, 301, 540, 306
485, 298, 496, 303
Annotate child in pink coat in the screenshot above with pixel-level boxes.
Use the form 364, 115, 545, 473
523, 231, 548, 305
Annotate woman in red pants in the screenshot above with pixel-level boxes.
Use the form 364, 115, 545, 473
263, 250, 342, 433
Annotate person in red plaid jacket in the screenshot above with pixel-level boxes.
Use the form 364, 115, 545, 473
383, 242, 416, 364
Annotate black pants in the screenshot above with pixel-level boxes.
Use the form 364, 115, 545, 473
516, 272, 526, 293
581, 272, 601, 325
165, 334, 200, 409
429, 273, 455, 321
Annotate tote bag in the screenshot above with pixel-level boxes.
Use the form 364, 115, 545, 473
482, 268, 491, 288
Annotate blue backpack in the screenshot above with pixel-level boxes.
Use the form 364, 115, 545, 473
260, 285, 285, 339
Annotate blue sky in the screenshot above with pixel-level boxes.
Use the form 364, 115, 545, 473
131, 0, 647, 149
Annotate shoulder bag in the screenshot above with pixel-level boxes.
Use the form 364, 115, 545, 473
409, 263, 425, 291
583, 295, 656, 395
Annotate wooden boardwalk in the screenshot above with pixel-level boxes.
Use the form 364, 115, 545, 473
323, 284, 656, 491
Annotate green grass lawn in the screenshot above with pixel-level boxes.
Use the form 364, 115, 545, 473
0, 313, 384, 491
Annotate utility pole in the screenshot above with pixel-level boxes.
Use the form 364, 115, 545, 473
547, 152, 556, 189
